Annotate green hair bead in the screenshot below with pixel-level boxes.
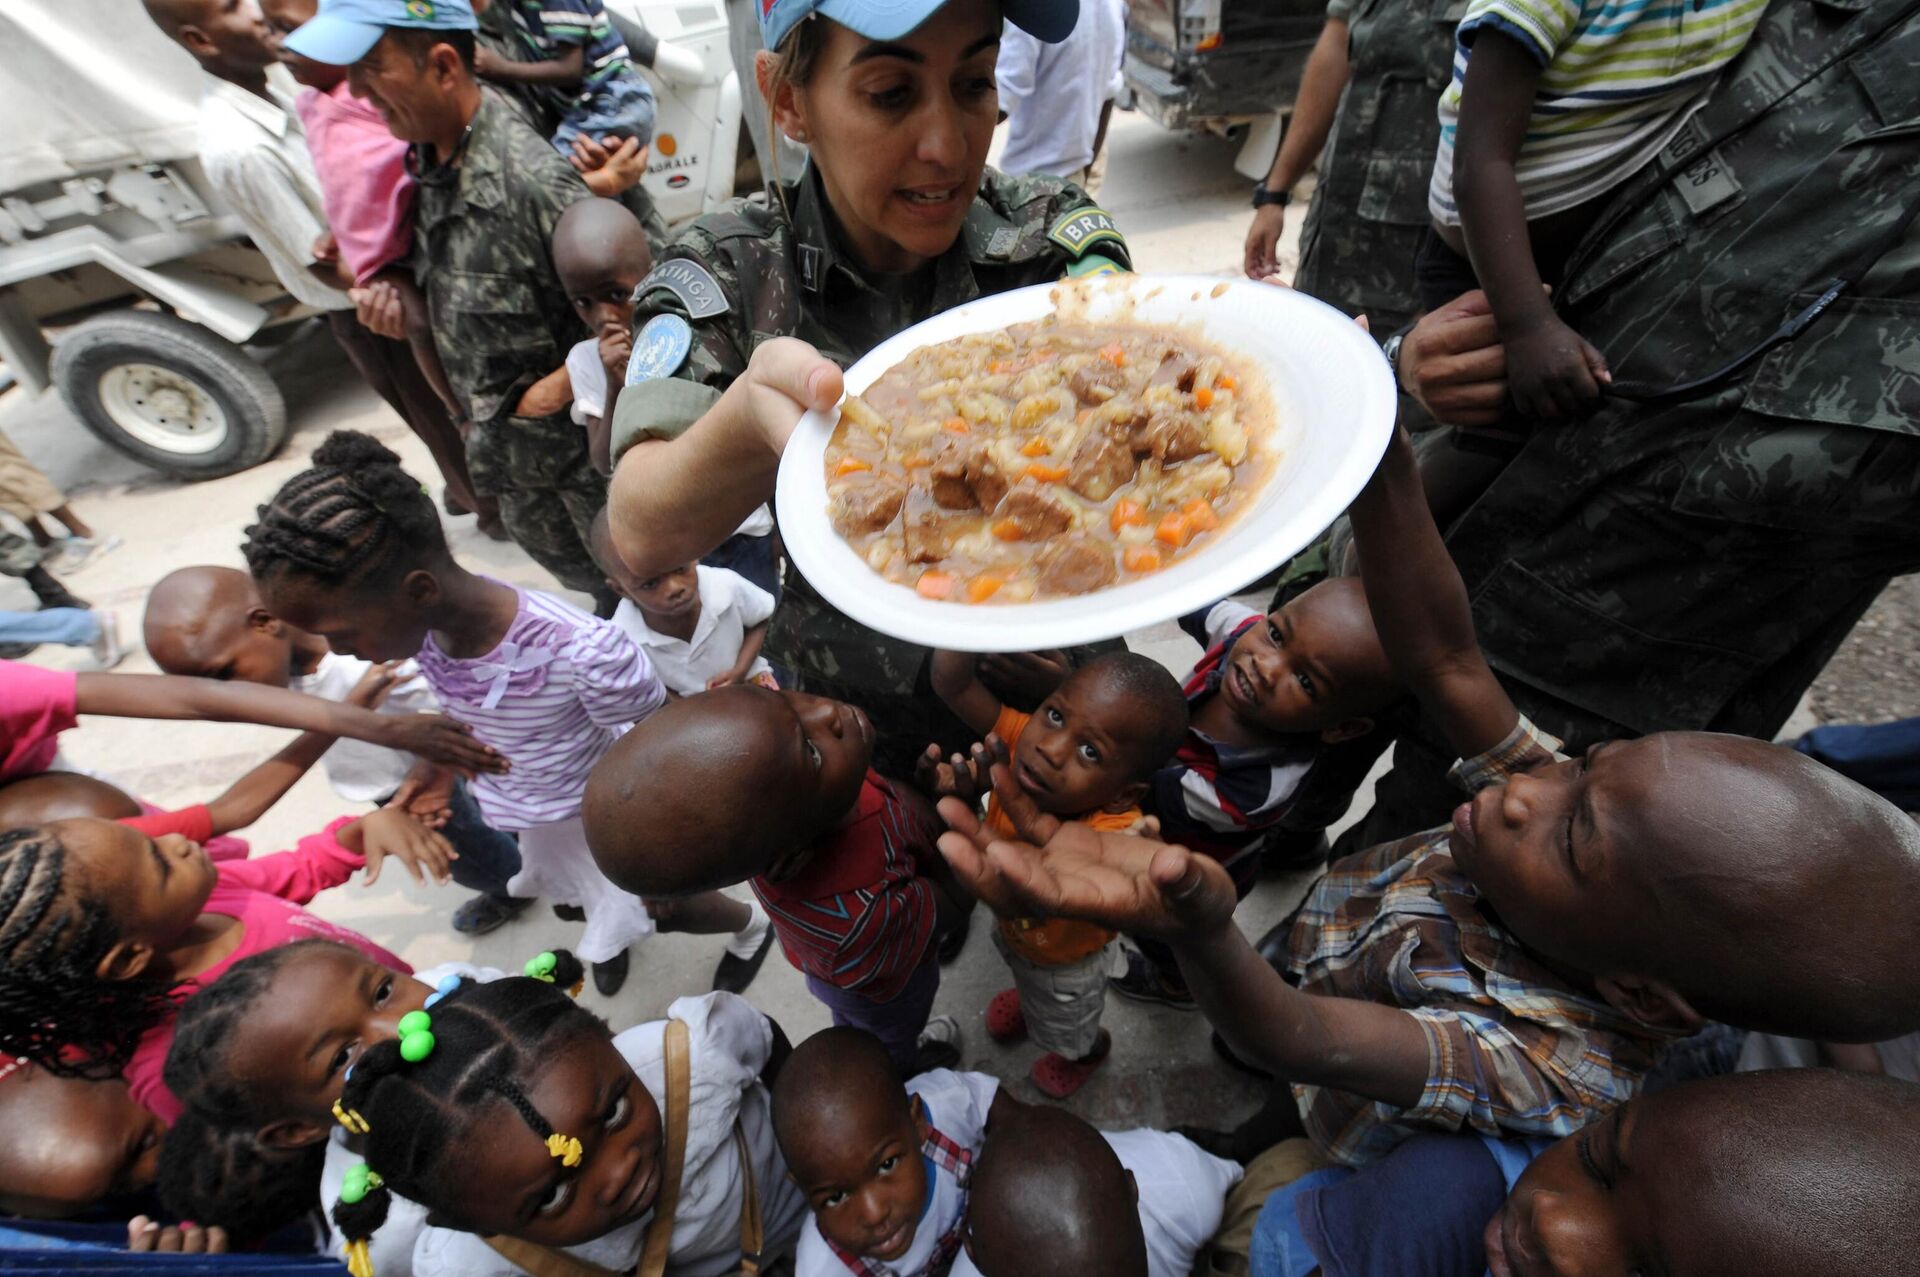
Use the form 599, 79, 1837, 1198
524, 952, 559, 982
397, 1009, 435, 1063
340, 1163, 384, 1206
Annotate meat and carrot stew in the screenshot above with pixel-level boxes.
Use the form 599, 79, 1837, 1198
824, 317, 1272, 604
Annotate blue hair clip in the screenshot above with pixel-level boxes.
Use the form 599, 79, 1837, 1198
423, 974, 462, 1009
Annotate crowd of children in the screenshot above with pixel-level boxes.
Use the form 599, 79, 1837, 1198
4, 403, 1915, 1275
3, 0, 1918, 1266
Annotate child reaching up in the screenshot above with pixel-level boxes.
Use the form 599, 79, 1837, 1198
145, 564, 532, 937
957, 1106, 1241, 1277
243, 431, 771, 997
1425, 0, 1764, 420
1120, 579, 1401, 1007
0, 806, 448, 1121
590, 509, 776, 697
325, 967, 806, 1277
937, 418, 1920, 1166
585, 685, 969, 1074
927, 649, 1187, 1096
0, 654, 503, 787
772, 1026, 1019, 1277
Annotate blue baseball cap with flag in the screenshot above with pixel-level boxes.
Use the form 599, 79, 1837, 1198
284, 0, 479, 67
760, 0, 1079, 57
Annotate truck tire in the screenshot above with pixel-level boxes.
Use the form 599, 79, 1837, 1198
50, 310, 288, 480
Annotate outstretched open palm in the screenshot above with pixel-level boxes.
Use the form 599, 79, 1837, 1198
936, 761, 1237, 941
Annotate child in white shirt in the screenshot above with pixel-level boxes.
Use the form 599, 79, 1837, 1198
773, 1028, 1018, 1277
590, 509, 776, 697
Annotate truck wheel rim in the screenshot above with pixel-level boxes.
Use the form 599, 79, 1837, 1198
96, 364, 231, 456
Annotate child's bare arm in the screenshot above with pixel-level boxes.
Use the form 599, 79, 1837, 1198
1347, 424, 1520, 759
72, 673, 507, 775
474, 40, 585, 88
1452, 31, 1607, 419
929, 650, 1003, 737
938, 775, 1430, 1106
709, 621, 770, 690
204, 662, 401, 834
204, 731, 335, 835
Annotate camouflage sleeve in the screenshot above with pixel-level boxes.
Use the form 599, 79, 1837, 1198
525, 145, 596, 248
1041, 179, 1133, 278
606, 238, 751, 462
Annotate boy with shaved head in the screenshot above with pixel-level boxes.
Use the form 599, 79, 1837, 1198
957, 1106, 1239, 1277
143, 565, 529, 936
938, 420, 1920, 1167
585, 686, 967, 1073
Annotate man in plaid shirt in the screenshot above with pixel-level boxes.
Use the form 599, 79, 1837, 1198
940, 420, 1920, 1165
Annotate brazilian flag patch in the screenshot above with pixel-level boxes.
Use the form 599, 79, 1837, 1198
1047, 207, 1125, 260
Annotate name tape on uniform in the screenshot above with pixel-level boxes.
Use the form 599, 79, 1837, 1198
634, 258, 730, 320
1047, 207, 1125, 260
626, 314, 694, 384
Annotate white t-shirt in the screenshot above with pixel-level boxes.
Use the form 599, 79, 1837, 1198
197, 65, 353, 312
320, 962, 506, 1277
413, 992, 806, 1277
571, 337, 775, 540
947, 1128, 1241, 1277
610, 566, 776, 697
995, 0, 1127, 178
290, 652, 440, 803
795, 1069, 1001, 1277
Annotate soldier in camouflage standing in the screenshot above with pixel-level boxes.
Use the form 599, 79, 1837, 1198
289, 0, 608, 605
1245, 0, 1462, 339
1346, 0, 1920, 850
603, 0, 1130, 779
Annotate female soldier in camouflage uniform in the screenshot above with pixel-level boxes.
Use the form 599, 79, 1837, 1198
605, 0, 1132, 778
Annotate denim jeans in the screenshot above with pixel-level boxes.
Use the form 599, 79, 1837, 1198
0, 607, 96, 647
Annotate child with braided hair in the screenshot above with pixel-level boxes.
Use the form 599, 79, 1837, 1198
0, 806, 449, 1120
321, 966, 806, 1277
243, 430, 772, 997
162, 940, 513, 1274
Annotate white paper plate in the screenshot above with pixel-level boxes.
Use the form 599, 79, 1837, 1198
775, 274, 1395, 652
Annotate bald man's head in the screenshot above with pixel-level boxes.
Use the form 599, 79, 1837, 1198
0, 1062, 165, 1219
966, 1108, 1144, 1277
144, 0, 277, 75
143, 566, 305, 687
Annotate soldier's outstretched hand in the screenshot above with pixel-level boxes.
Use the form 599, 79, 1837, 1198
739, 336, 845, 454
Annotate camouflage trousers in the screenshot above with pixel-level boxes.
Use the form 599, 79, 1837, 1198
467, 415, 609, 598
1324, 404, 1920, 855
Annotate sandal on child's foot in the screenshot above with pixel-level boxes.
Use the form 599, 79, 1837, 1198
985, 989, 1027, 1043
1029, 1031, 1111, 1099
591, 949, 631, 996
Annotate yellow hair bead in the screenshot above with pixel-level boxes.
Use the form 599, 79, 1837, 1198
545, 1132, 584, 1168
344, 1238, 374, 1277
332, 1100, 370, 1135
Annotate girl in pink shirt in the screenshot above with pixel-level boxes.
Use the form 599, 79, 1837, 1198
0, 810, 449, 1122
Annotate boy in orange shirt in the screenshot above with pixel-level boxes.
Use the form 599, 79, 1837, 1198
927, 650, 1187, 1096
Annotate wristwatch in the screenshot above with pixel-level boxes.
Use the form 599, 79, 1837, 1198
1381, 331, 1407, 385
1251, 184, 1291, 209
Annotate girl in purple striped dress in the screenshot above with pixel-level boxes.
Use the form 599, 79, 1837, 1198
241, 432, 773, 997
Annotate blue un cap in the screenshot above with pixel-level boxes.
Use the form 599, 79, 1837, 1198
760, 0, 1079, 58
284, 0, 479, 67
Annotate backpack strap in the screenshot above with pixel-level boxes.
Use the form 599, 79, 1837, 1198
480, 1234, 628, 1277
637, 1017, 693, 1277
732, 1121, 764, 1276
